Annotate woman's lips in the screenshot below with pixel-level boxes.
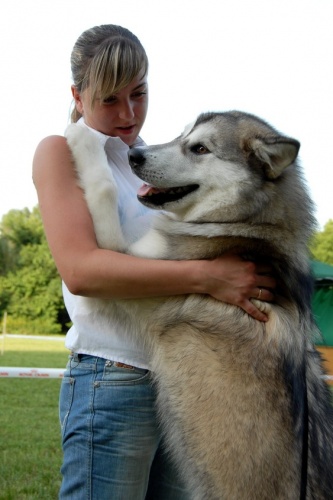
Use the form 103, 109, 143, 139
117, 125, 135, 134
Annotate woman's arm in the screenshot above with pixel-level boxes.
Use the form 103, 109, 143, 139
32, 136, 275, 321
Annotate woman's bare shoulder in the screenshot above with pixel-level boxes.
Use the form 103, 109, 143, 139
32, 134, 74, 181
33, 134, 69, 159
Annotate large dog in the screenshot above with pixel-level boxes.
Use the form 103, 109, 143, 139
65, 111, 333, 499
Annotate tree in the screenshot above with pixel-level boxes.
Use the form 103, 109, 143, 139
0, 206, 69, 334
0, 206, 44, 275
310, 219, 333, 265
0, 236, 16, 276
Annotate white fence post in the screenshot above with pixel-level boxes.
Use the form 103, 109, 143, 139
1, 311, 7, 355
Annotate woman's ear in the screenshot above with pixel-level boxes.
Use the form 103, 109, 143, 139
71, 85, 84, 115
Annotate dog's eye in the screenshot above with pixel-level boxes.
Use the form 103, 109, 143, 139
190, 144, 210, 155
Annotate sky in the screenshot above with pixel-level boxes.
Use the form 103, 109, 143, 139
0, 0, 332, 228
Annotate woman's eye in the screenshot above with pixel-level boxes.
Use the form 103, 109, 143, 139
191, 144, 209, 155
102, 92, 147, 104
132, 92, 147, 99
103, 96, 117, 104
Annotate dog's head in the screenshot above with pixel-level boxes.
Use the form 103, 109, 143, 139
128, 111, 302, 222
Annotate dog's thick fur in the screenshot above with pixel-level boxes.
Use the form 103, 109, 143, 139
66, 111, 333, 499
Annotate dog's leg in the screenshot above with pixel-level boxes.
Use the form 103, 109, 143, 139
150, 300, 302, 500
65, 124, 126, 251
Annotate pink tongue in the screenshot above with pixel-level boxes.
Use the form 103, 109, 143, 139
138, 183, 161, 196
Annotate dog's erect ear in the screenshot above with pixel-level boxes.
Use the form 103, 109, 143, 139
182, 120, 196, 137
248, 136, 300, 179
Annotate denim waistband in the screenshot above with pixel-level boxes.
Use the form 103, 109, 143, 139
71, 352, 142, 371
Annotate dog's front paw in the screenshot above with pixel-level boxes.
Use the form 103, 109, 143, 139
65, 124, 100, 159
65, 124, 116, 187
65, 123, 86, 147
64, 123, 125, 251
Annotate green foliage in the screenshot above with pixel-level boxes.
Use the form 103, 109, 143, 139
1, 206, 44, 247
0, 237, 17, 276
310, 219, 333, 265
0, 206, 69, 334
5, 315, 62, 335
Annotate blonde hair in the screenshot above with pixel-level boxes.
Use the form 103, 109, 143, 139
70, 24, 148, 122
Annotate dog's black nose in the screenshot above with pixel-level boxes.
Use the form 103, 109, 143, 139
128, 148, 146, 168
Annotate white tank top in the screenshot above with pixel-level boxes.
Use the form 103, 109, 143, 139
62, 120, 154, 369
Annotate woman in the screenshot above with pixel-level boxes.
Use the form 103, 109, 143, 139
33, 24, 275, 500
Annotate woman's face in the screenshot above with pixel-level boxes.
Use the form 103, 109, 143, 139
72, 73, 148, 146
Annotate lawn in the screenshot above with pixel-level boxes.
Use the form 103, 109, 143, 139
0, 336, 68, 499
0, 336, 332, 499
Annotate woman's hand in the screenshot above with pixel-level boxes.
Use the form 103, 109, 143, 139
199, 253, 276, 322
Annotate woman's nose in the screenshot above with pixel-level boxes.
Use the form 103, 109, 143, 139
119, 100, 135, 120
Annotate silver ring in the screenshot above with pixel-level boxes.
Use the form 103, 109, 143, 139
257, 288, 262, 299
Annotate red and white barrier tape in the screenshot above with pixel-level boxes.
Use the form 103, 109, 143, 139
0, 367, 64, 378
0, 366, 331, 381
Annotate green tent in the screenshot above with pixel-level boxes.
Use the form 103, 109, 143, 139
311, 260, 333, 346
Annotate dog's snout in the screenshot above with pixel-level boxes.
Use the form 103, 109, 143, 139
128, 148, 146, 169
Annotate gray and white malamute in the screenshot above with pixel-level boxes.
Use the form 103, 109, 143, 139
66, 111, 333, 499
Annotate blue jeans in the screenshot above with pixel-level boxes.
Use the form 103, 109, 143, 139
59, 353, 190, 499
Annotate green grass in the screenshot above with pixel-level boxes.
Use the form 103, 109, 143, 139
0, 336, 68, 499
0, 337, 332, 499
